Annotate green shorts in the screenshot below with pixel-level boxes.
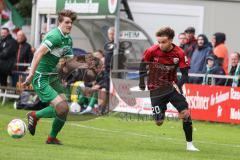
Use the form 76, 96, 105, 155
32, 72, 65, 102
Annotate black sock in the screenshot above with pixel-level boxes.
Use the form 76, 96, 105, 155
183, 116, 193, 142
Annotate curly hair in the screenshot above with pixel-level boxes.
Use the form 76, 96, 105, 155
58, 9, 77, 23
156, 27, 175, 39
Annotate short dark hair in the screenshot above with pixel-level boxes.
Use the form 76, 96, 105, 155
179, 32, 186, 36
185, 27, 195, 34
1, 27, 10, 33
156, 27, 175, 39
58, 9, 77, 23
97, 49, 104, 56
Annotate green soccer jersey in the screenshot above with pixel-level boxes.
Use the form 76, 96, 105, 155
36, 27, 73, 74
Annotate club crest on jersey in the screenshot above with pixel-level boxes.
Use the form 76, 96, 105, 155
173, 58, 179, 64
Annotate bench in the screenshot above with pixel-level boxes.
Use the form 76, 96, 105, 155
0, 86, 20, 105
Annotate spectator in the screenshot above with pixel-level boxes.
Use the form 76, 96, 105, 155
202, 54, 225, 86
0, 28, 17, 87
178, 32, 187, 50
78, 56, 105, 114
57, 55, 89, 91
12, 30, 33, 87
189, 34, 213, 83
225, 52, 240, 87
40, 32, 46, 42
184, 27, 197, 61
93, 50, 105, 65
211, 32, 229, 74
104, 26, 115, 92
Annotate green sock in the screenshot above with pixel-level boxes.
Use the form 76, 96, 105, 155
36, 106, 56, 119
50, 116, 66, 138
88, 92, 98, 107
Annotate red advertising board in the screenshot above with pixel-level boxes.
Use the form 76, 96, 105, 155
110, 78, 240, 124
183, 84, 240, 124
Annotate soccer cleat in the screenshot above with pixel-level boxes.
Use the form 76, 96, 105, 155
26, 111, 38, 136
46, 136, 62, 145
186, 142, 200, 151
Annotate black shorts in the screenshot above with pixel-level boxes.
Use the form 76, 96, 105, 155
150, 88, 188, 121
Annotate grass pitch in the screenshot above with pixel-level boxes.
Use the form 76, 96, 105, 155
0, 102, 240, 160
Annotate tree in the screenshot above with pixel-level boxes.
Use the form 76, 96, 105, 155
9, 0, 32, 18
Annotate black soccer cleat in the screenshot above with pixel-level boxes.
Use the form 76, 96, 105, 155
46, 136, 63, 145
27, 111, 38, 136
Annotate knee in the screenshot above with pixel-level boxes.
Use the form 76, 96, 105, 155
179, 110, 192, 123
179, 110, 190, 119
55, 101, 69, 118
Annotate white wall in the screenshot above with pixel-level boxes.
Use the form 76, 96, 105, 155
128, 0, 240, 54
128, 1, 204, 44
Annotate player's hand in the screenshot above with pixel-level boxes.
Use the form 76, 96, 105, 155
23, 74, 34, 86
139, 83, 146, 91
92, 84, 100, 90
173, 82, 181, 94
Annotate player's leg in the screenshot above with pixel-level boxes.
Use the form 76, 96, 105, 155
169, 90, 199, 151
150, 89, 167, 126
46, 94, 68, 145
80, 91, 97, 114
27, 103, 55, 135
98, 88, 107, 114
45, 76, 69, 144
27, 74, 57, 136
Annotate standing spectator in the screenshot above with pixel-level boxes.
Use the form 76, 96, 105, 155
178, 32, 187, 50
104, 26, 115, 92
189, 34, 212, 83
184, 27, 197, 62
202, 54, 225, 86
211, 32, 229, 74
0, 28, 17, 87
12, 30, 33, 87
225, 52, 240, 87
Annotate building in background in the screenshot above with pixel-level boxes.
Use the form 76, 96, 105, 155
127, 0, 240, 54
31, 0, 240, 55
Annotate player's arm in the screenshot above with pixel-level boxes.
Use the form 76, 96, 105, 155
139, 59, 148, 90
23, 45, 49, 86
177, 49, 190, 93
176, 67, 189, 93
139, 48, 152, 90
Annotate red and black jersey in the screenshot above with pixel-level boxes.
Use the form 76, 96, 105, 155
143, 44, 189, 90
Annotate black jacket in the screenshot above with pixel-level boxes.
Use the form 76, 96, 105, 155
225, 65, 240, 87
15, 40, 32, 71
0, 34, 17, 74
103, 41, 114, 90
202, 55, 226, 86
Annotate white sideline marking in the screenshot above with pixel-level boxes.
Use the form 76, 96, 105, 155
66, 122, 240, 149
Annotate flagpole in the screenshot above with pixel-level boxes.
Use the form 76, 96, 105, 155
0, 13, 2, 28
30, 0, 36, 47
0, 0, 2, 29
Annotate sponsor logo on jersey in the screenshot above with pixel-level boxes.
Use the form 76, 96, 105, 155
61, 46, 71, 57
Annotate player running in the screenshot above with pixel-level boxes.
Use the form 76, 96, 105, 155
139, 26, 199, 151
23, 10, 77, 145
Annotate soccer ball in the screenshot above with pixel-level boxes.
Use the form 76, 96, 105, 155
70, 102, 81, 113
7, 119, 27, 139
